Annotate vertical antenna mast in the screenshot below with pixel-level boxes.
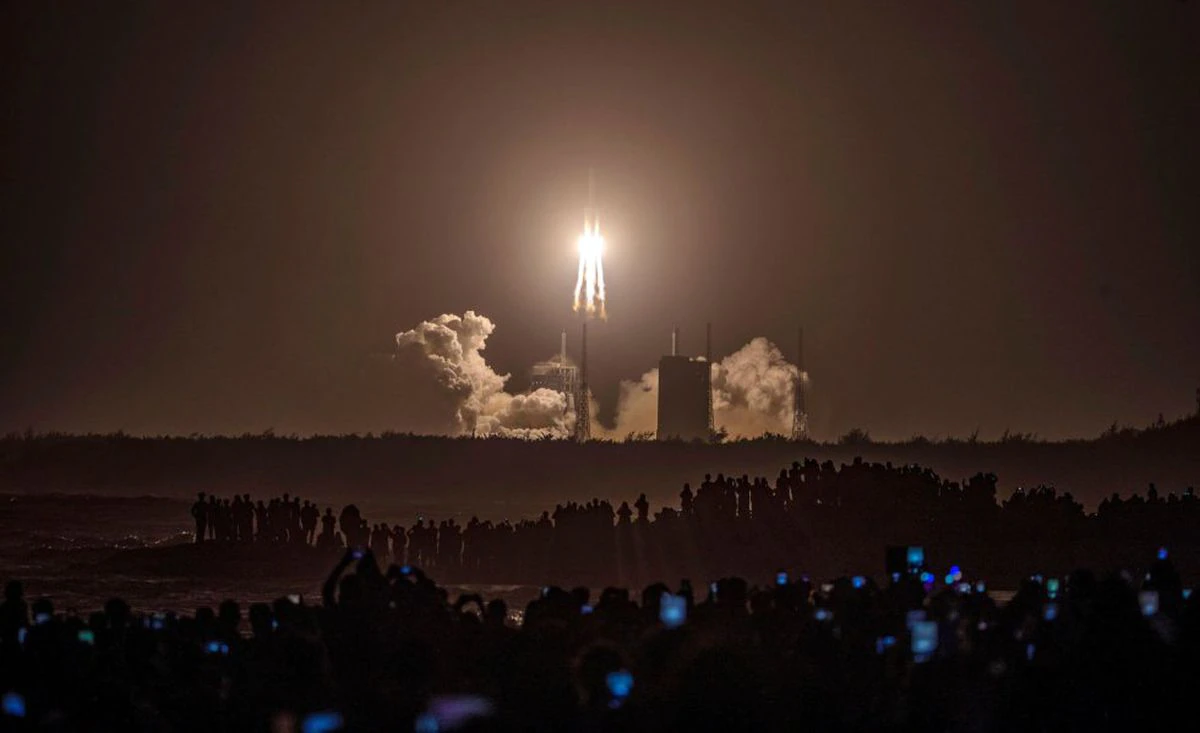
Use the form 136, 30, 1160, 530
791, 326, 809, 441
574, 322, 591, 442
705, 322, 714, 439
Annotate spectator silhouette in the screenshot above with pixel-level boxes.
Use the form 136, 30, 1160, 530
191, 492, 208, 543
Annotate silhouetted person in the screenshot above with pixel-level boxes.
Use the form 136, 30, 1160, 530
339, 504, 361, 547
191, 492, 208, 543
617, 501, 632, 525
291, 497, 304, 544
390, 524, 406, 565
207, 495, 219, 540
370, 523, 390, 560
634, 493, 649, 522
231, 495, 246, 542
301, 500, 319, 545
240, 493, 254, 542
680, 482, 694, 517
318, 507, 339, 549
0, 581, 28, 647
255, 500, 269, 541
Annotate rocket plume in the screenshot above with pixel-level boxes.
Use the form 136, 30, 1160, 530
572, 219, 607, 319
572, 171, 607, 319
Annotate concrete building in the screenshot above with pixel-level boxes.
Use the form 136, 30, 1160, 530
656, 327, 713, 441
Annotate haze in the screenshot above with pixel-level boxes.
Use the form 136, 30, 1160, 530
2, 1, 1197, 441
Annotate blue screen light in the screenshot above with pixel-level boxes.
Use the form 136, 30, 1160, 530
2, 692, 25, 718
851, 576, 865, 589
204, 641, 230, 655
1139, 591, 1160, 617
301, 710, 344, 733
875, 635, 897, 654
912, 621, 938, 662
906, 546, 925, 567
659, 593, 687, 629
606, 669, 634, 700
1157, 547, 1169, 561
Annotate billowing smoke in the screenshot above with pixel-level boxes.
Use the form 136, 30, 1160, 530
389, 311, 573, 438
374, 312, 799, 441
711, 337, 800, 437
599, 369, 659, 440
603, 337, 800, 439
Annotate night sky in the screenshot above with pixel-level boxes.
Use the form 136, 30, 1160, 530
2, 1, 1197, 441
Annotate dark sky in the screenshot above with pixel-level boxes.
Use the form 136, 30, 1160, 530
2, 1, 1197, 441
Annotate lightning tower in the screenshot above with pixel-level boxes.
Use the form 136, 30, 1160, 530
705, 322, 714, 438
574, 322, 591, 441
791, 326, 810, 441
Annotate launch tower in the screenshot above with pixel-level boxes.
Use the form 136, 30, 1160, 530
574, 323, 591, 442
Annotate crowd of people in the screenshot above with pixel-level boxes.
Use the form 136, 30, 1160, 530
189, 458, 1200, 587
2, 544, 1195, 730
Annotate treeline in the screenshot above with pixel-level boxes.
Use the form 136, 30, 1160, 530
0, 416, 1196, 515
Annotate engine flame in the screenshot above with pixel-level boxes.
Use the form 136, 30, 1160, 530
573, 217, 607, 319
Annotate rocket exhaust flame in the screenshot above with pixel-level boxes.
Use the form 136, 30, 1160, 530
573, 220, 607, 319
572, 170, 607, 319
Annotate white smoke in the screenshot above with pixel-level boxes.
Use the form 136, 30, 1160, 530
603, 337, 799, 439
389, 311, 574, 438
598, 369, 659, 439
378, 312, 798, 441
711, 337, 799, 437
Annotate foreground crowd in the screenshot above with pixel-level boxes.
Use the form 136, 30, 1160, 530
1, 546, 1195, 731
189, 458, 1200, 586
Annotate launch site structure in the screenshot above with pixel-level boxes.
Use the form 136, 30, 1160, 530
656, 326, 714, 442
527, 329, 590, 441
574, 323, 590, 441
529, 331, 579, 396
791, 327, 809, 441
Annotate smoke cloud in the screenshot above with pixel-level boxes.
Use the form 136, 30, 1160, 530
373, 312, 799, 441
603, 337, 800, 439
389, 311, 574, 438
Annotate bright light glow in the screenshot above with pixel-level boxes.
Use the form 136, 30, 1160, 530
578, 232, 604, 259
572, 217, 607, 319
